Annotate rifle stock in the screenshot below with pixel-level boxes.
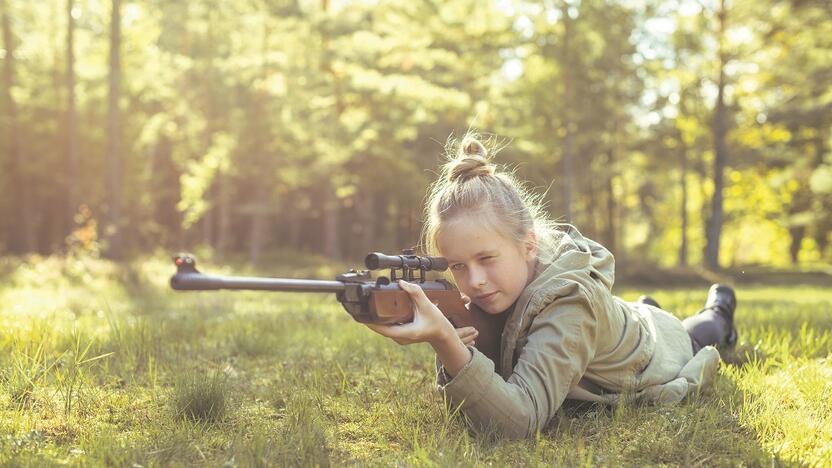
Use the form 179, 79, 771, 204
368, 288, 502, 362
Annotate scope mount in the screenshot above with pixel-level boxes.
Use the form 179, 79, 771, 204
389, 248, 424, 283
335, 249, 429, 290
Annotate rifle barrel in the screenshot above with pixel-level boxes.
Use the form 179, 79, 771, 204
171, 272, 346, 293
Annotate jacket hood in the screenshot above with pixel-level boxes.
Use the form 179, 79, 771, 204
498, 225, 616, 378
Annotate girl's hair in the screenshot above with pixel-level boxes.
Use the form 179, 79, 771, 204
420, 132, 565, 264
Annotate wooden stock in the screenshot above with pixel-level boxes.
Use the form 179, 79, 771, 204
369, 289, 504, 363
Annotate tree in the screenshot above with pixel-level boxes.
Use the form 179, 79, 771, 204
703, 0, 730, 270
1, 0, 34, 253
758, 0, 832, 262
106, 0, 123, 258
65, 0, 78, 232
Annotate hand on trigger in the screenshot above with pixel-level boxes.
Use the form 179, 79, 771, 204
364, 280, 456, 346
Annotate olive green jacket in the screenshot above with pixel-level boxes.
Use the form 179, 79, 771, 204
436, 226, 721, 440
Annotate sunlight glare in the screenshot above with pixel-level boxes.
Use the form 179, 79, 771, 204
502, 58, 523, 81
124, 3, 142, 27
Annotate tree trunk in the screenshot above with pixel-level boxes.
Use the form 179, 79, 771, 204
789, 226, 804, 264
586, 170, 598, 238
812, 130, 830, 258
560, 0, 574, 223
787, 185, 812, 264
1, 0, 35, 253
604, 149, 616, 254
202, 2, 223, 253
815, 209, 830, 258
359, 190, 376, 258
106, 0, 123, 258
150, 136, 181, 247
287, 193, 303, 250
250, 22, 273, 266
216, 173, 231, 256
45, 1, 62, 252
322, 186, 340, 259
703, 0, 728, 270
678, 135, 689, 267
394, 204, 409, 251
249, 202, 267, 266
202, 184, 214, 247
66, 0, 79, 233
319, 0, 342, 259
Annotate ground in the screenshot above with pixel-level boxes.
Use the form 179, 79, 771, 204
0, 254, 830, 466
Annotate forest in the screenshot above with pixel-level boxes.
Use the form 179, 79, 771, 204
1, 0, 830, 269
1, 2, 832, 465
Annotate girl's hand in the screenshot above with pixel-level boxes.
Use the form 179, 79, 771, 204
366, 280, 474, 376
455, 294, 477, 344
365, 280, 456, 346
456, 326, 478, 346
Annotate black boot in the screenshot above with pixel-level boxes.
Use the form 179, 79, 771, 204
637, 295, 661, 309
702, 284, 738, 348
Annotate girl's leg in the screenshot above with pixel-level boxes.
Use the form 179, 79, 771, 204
681, 284, 737, 354
682, 309, 730, 354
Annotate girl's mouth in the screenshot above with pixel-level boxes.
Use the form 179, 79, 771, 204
476, 291, 498, 303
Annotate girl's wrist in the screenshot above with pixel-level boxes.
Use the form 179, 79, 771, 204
429, 322, 457, 347
429, 324, 471, 377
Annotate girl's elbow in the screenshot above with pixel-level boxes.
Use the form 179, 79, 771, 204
502, 423, 535, 441
468, 409, 539, 440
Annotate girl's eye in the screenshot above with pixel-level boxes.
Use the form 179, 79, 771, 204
481, 256, 495, 262
451, 263, 465, 271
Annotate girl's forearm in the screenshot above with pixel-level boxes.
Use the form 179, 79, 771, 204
430, 328, 472, 377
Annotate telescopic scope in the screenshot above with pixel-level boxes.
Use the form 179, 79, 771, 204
364, 251, 448, 271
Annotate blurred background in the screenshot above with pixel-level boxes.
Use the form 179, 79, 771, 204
0, 0, 829, 273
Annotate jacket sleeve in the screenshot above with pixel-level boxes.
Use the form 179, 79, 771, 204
436, 291, 598, 439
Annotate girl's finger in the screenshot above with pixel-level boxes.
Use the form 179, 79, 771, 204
398, 280, 435, 311
455, 327, 478, 339
456, 327, 477, 346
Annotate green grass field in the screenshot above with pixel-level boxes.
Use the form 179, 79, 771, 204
1, 254, 830, 466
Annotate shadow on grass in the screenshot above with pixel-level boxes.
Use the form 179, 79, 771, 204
533, 376, 776, 466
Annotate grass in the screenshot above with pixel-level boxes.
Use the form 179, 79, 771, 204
171, 369, 230, 423
0, 253, 830, 465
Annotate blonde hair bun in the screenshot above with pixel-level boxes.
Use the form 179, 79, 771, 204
422, 129, 564, 265
447, 137, 494, 182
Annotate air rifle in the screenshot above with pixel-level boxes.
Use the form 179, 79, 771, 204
170, 250, 503, 362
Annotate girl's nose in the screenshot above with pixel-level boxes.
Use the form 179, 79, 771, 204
468, 267, 487, 290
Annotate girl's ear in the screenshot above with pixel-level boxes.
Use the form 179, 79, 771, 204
524, 229, 538, 260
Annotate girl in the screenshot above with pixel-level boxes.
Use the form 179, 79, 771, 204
366, 134, 738, 440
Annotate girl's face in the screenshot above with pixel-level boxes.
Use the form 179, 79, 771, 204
437, 216, 538, 315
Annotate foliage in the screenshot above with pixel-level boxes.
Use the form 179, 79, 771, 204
0, 0, 829, 266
